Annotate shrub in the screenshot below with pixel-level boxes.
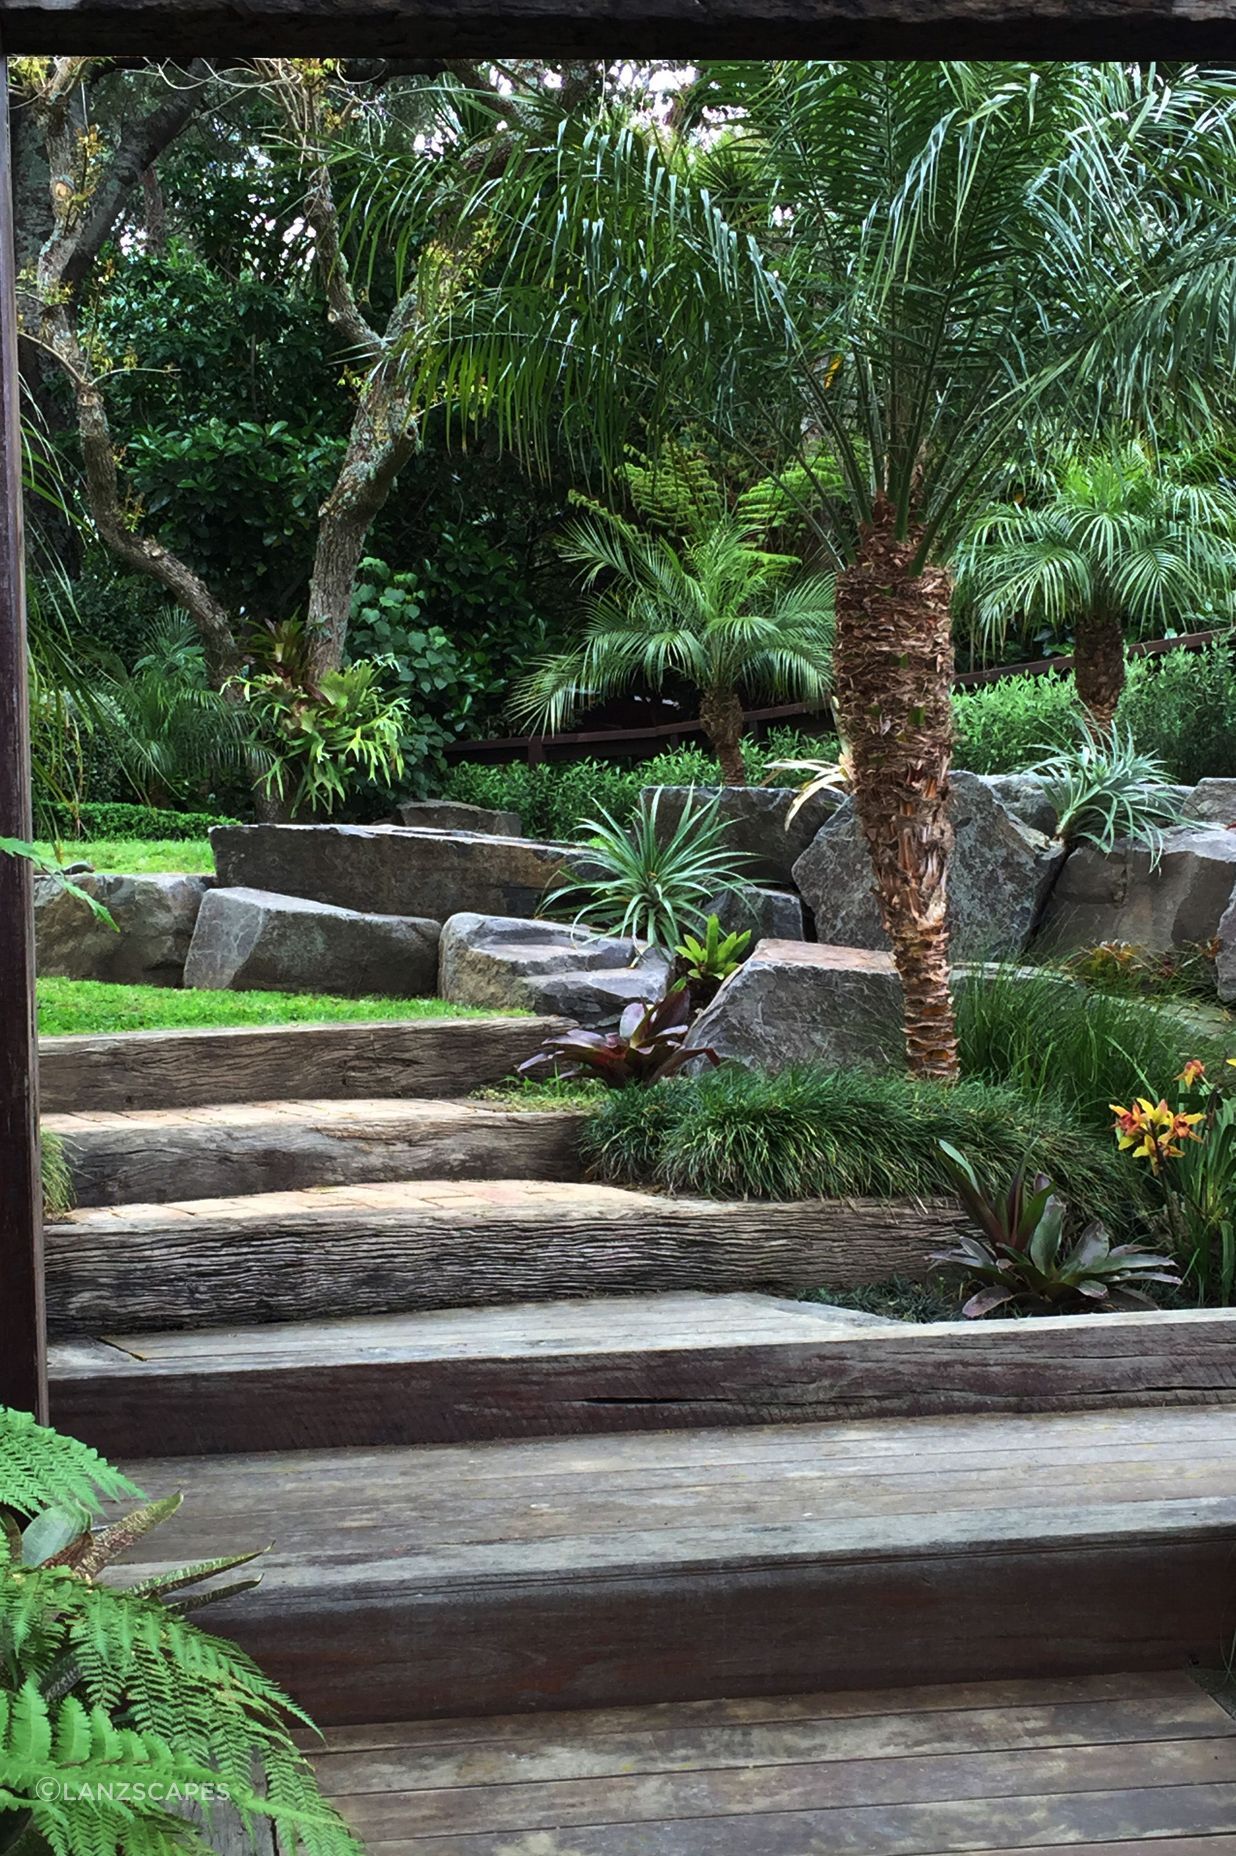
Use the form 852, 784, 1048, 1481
952, 672, 1082, 774
45, 801, 239, 841
583, 1063, 1140, 1229
441, 730, 833, 842
952, 645, 1236, 782
1116, 643, 1236, 783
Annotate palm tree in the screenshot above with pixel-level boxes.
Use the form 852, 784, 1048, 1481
512, 509, 834, 784
954, 445, 1236, 728
363, 62, 1236, 1078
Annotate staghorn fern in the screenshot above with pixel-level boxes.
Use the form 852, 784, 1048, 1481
0, 1408, 365, 1856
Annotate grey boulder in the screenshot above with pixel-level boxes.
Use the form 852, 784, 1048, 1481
645, 783, 845, 886
438, 912, 666, 1025
1187, 780, 1236, 828
705, 885, 806, 946
183, 887, 440, 996
691, 941, 905, 1073
34, 871, 209, 986
793, 771, 1065, 958
1038, 825, 1236, 956
979, 772, 1058, 837
397, 798, 522, 836
210, 823, 596, 924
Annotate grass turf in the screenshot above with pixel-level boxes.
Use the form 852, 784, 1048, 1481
34, 839, 215, 875
37, 977, 515, 1038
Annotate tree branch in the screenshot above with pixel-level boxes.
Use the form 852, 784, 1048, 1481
42, 59, 215, 293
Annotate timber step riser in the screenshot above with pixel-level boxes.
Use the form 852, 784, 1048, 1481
43, 1186, 956, 1334
48, 1303, 1236, 1458
166, 1512, 1236, 1726
48, 1102, 590, 1206
38, 1015, 570, 1113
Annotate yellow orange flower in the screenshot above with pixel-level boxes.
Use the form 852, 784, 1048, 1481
1110, 1097, 1204, 1173
1178, 1059, 1208, 1086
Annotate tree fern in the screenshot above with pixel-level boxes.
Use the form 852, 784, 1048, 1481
0, 1410, 364, 1856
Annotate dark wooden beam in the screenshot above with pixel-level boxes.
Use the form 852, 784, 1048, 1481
4, 0, 1236, 58
0, 51, 48, 1422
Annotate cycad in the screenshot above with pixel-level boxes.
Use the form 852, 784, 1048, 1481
513, 510, 834, 785
0, 1406, 363, 1856
955, 446, 1236, 728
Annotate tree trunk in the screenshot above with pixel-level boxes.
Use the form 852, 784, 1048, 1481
699, 686, 747, 786
1073, 607, 1124, 735
833, 500, 959, 1082
302, 341, 418, 681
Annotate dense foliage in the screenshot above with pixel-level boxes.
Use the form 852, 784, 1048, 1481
0, 1406, 362, 1856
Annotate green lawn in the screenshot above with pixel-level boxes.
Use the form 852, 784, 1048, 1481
38, 977, 515, 1038
35, 839, 215, 875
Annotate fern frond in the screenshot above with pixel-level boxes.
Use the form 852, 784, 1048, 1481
0, 1413, 142, 1524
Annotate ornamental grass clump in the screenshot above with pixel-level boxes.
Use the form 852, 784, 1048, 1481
583, 1064, 1140, 1230
955, 963, 1225, 1138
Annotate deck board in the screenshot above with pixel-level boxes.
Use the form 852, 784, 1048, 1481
312, 1672, 1236, 1853
119, 1407, 1236, 1721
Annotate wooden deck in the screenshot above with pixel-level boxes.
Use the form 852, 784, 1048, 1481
312, 1671, 1236, 1853
118, 1403, 1236, 1724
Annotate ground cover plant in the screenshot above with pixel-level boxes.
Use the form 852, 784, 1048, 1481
34, 840, 215, 875
37, 979, 507, 1038
954, 966, 1226, 1138
583, 1063, 1142, 1233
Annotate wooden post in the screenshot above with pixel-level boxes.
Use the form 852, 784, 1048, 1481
0, 52, 48, 1421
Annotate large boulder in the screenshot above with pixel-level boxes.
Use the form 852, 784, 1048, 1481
396, 799, 522, 836
793, 771, 1065, 958
980, 772, 1058, 837
438, 912, 667, 1024
691, 941, 1076, 1073
644, 783, 845, 886
1038, 825, 1236, 956
707, 885, 806, 945
210, 824, 596, 924
691, 941, 904, 1072
183, 887, 440, 996
34, 872, 209, 986
1187, 780, 1236, 828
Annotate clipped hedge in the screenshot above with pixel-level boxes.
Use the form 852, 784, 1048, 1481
45, 801, 240, 843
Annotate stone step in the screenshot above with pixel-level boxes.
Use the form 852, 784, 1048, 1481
43, 1178, 958, 1334
115, 1403, 1236, 1723
48, 1290, 894, 1456
37, 1013, 568, 1113
45, 1096, 588, 1206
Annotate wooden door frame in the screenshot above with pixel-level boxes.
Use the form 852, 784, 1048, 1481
2, 12, 1235, 1419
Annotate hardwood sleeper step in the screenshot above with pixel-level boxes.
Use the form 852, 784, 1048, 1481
43, 1178, 959, 1334
118, 1404, 1236, 1724
44, 1097, 589, 1206
38, 1014, 569, 1113
49, 1301, 1236, 1460
48, 1291, 896, 1456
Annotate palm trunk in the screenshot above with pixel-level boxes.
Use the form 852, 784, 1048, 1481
699, 686, 747, 786
1073, 608, 1124, 735
833, 501, 959, 1082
